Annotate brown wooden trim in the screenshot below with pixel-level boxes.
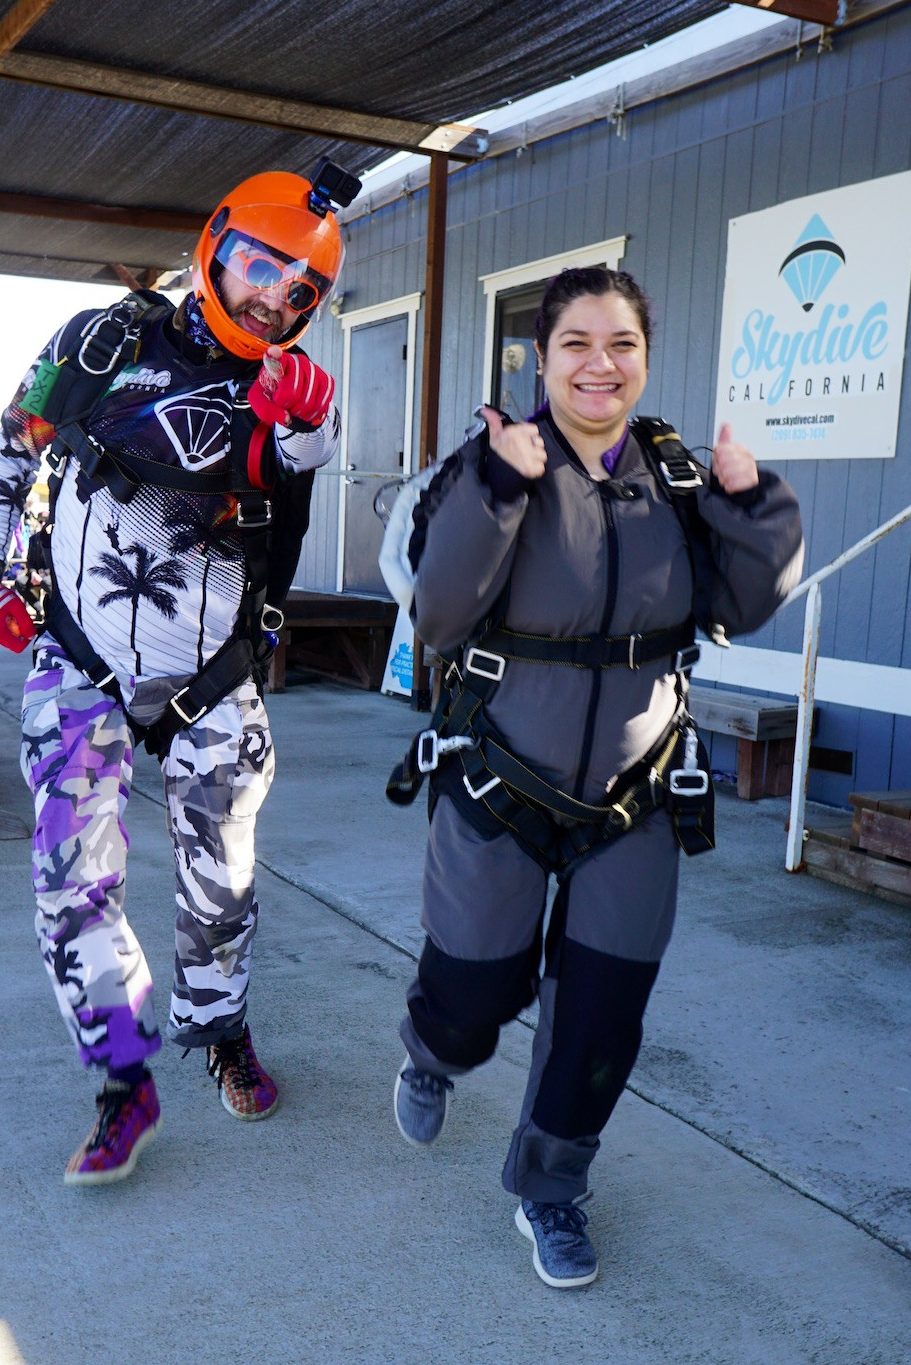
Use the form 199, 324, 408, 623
0, 50, 486, 159
0, 0, 58, 56
418, 154, 448, 473
0, 190, 205, 232
731, 0, 843, 23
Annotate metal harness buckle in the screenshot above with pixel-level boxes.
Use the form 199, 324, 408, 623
168, 687, 208, 726
465, 647, 506, 682
659, 459, 703, 491
668, 728, 709, 797
417, 730, 476, 773
462, 771, 501, 800
77, 303, 140, 376
46, 445, 68, 476
443, 659, 462, 689
628, 634, 642, 669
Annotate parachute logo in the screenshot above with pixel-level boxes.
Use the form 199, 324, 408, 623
155, 385, 233, 469
778, 214, 846, 312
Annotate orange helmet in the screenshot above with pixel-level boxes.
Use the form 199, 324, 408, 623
191, 170, 345, 361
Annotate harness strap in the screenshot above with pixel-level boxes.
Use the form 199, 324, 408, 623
42, 595, 121, 701
385, 618, 697, 809
49, 425, 234, 502
631, 417, 705, 494
452, 717, 687, 877
476, 618, 697, 672
42, 592, 264, 760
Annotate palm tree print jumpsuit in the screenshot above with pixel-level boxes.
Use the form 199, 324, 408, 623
0, 299, 339, 1069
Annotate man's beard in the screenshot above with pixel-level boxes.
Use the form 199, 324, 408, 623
229, 297, 285, 342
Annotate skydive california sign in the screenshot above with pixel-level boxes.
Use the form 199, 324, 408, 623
714, 171, 911, 459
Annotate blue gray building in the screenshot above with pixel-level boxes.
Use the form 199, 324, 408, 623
298, 2, 911, 806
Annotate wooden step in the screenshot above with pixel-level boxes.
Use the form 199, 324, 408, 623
803, 824, 911, 908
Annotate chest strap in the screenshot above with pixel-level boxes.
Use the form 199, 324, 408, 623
48, 424, 234, 504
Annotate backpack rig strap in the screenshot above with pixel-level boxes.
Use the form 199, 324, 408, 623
385, 618, 700, 809
632, 416, 705, 494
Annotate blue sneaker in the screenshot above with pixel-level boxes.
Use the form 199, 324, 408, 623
515, 1198, 599, 1288
393, 1057, 453, 1146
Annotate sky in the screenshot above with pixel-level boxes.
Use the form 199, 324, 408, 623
0, 274, 127, 405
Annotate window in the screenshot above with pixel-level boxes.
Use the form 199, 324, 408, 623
491, 284, 543, 419
480, 236, 627, 414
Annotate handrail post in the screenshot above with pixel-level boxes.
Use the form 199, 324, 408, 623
786, 581, 822, 872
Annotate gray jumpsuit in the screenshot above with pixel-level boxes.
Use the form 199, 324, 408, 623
400, 412, 804, 1203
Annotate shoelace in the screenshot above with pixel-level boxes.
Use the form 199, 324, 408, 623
402, 1067, 453, 1096
529, 1200, 591, 1237
85, 1082, 131, 1152
207, 1035, 258, 1091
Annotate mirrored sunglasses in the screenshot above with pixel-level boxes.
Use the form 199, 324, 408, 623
217, 231, 321, 315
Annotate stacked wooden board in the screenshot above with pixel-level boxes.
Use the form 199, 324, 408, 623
802, 791, 911, 908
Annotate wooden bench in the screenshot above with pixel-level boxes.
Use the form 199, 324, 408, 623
267, 590, 398, 693
686, 683, 804, 801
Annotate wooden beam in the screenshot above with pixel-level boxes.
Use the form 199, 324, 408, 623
412, 151, 449, 710
110, 263, 144, 292
730, 0, 844, 23
0, 0, 58, 56
417, 154, 448, 474
0, 190, 205, 232
0, 50, 487, 160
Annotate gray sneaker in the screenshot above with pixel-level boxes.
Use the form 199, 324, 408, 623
515, 1198, 599, 1288
393, 1057, 453, 1146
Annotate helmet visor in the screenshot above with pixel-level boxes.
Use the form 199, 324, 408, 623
214, 229, 331, 317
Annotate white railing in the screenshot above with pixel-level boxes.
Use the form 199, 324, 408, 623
782, 502, 911, 872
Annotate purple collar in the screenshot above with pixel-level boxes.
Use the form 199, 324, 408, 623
600, 426, 630, 476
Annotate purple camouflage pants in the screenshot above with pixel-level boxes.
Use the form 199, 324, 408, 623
20, 644, 274, 1070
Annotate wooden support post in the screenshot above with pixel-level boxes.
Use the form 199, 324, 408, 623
411, 151, 448, 711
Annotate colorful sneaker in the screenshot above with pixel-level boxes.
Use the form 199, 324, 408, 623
207, 1024, 278, 1120
515, 1198, 599, 1288
64, 1074, 161, 1186
393, 1057, 453, 1146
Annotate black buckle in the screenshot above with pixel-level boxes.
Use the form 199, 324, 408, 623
674, 643, 701, 674
236, 498, 272, 529
659, 457, 703, 491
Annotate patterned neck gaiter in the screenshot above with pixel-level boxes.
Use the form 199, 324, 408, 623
183, 292, 219, 351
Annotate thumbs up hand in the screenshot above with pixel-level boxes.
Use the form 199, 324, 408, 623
712, 423, 759, 495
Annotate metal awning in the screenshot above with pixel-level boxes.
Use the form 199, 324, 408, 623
0, 0, 742, 284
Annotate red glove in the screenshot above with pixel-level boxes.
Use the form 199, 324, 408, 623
248, 348, 335, 428
0, 583, 36, 653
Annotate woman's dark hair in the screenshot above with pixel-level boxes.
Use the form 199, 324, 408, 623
534, 266, 653, 355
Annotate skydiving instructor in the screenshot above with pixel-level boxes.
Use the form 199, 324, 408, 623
0, 163, 359, 1184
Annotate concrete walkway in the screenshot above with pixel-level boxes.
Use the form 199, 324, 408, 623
0, 649, 908, 1365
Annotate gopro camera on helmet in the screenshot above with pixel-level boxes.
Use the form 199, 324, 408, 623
308, 159, 363, 218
